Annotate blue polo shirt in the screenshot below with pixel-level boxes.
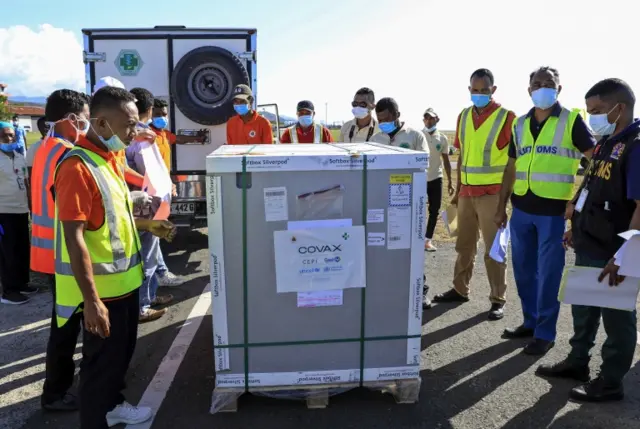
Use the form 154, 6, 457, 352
13, 125, 26, 155
508, 103, 597, 216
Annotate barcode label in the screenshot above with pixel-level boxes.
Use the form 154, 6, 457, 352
389, 236, 402, 241
265, 191, 285, 197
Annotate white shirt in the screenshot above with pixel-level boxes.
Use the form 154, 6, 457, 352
0, 151, 29, 213
25, 138, 43, 168
369, 124, 428, 152
339, 117, 380, 143
423, 130, 449, 182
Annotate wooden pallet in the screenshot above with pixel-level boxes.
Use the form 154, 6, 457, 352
215, 378, 421, 412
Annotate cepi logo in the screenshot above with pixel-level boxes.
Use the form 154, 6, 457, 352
324, 256, 341, 263
298, 244, 342, 254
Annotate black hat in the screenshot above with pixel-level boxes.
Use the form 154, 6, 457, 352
296, 100, 315, 112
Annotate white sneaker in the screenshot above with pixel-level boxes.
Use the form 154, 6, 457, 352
105, 402, 152, 427
157, 271, 185, 287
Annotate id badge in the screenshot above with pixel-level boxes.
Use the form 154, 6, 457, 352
16, 177, 25, 190
575, 188, 588, 212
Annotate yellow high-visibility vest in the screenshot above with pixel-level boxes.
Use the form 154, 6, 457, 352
53, 147, 144, 327
289, 124, 322, 143
513, 107, 582, 200
458, 106, 509, 185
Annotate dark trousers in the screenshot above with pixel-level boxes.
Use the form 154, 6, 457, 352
426, 178, 443, 240
79, 289, 139, 429
42, 275, 82, 403
568, 253, 637, 384
0, 212, 30, 295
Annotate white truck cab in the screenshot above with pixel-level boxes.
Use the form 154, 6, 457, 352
82, 26, 266, 227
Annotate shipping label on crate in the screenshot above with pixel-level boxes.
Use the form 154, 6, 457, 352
273, 226, 366, 293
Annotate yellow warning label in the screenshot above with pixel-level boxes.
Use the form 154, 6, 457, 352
390, 174, 412, 184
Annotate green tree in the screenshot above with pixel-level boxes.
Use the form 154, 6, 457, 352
0, 95, 12, 121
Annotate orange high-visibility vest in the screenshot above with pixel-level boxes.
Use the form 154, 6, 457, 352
31, 136, 72, 274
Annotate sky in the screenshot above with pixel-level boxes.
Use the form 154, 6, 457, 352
1, 0, 638, 130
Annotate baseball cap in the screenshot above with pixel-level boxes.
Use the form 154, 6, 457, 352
423, 108, 438, 118
233, 84, 253, 101
94, 76, 125, 94
296, 100, 315, 113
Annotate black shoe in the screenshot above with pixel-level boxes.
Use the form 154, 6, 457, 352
503, 325, 534, 339
432, 289, 469, 303
536, 359, 590, 382
1, 292, 30, 305
488, 303, 504, 320
19, 285, 39, 295
570, 376, 624, 402
523, 339, 555, 356
42, 393, 79, 412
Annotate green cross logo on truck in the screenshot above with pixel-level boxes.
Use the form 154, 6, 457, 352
115, 49, 144, 76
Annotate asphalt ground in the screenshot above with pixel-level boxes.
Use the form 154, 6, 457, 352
2, 229, 640, 429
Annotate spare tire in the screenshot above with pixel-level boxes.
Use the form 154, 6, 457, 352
171, 46, 250, 126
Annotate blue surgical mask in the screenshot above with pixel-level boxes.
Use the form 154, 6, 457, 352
471, 94, 491, 108
234, 104, 250, 115
91, 119, 126, 152
531, 88, 558, 110
152, 116, 168, 129
298, 115, 314, 127
379, 121, 397, 134
589, 104, 620, 136
0, 142, 19, 153
352, 107, 369, 119
424, 125, 437, 133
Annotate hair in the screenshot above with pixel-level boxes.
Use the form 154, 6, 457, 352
37, 116, 46, 127
355, 87, 375, 104
470, 68, 494, 85
45, 89, 90, 122
585, 78, 636, 108
529, 66, 560, 84
154, 98, 168, 109
12, 114, 18, 120
130, 87, 154, 114
90, 86, 136, 116
375, 97, 399, 115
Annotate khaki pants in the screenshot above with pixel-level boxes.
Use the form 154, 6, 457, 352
452, 194, 507, 303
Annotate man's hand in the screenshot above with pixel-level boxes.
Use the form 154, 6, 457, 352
494, 209, 508, 228
149, 220, 177, 242
565, 202, 575, 220
171, 183, 177, 197
197, 129, 208, 143
598, 259, 626, 286
447, 182, 455, 196
130, 191, 153, 211
451, 194, 459, 207
83, 298, 110, 338
562, 230, 573, 250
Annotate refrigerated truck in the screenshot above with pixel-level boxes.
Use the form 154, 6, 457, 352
82, 26, 278, 227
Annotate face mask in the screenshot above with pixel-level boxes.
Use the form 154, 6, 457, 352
379, 121, 397, 134
531, 88, 558, 110
471, 94, 491, 108
0, 142, 19, 153
352, 107, 369, 119
298, 115, 313, 127
152, 116, 168, 129
589, 105, 620, 136
424, 125, 437, 133
92, 119, 126, 152
234, 104, 250, 115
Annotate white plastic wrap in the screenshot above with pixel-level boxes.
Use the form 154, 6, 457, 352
296, 185, 345, 220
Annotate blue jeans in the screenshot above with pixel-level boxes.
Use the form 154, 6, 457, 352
139, 232, 160, 314
510, 207, 566, 341
156, 244, 168, 277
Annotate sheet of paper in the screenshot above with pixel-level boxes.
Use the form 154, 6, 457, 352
366, 209, 384, 223
618, 236, 640, 278
441, 205, 458, 238
559, 266, 640, 311
297, 290, 343, 308
387, 206, 411, 250
367, 232, 386, 246
489, 224, 510, 263
139, 142, 172, 221
264, 187, 288, 222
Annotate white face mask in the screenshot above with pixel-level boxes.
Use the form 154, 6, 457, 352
352, 107, 369, 119
424, 125, 437, 133
589, 104, 620, 136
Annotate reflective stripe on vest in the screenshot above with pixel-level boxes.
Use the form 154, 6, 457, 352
290, 124, 322, 143
54, 148, 143, 326
513, 107, 582, 200
458, 107, 509, 184
30, 138, 71, 274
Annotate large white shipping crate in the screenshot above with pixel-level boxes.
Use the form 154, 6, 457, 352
205, 143, 428, 397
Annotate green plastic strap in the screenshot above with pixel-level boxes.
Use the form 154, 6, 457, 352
241, 155, 250, 391
359, 154, 368, 386
214, 333, 421, 349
